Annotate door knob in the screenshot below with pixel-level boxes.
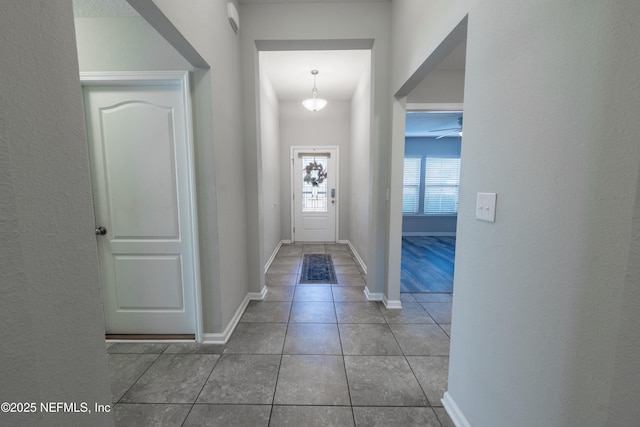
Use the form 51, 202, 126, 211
95, 226, 107, 236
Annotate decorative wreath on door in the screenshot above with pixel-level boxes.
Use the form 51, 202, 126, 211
303, 161, 327, 187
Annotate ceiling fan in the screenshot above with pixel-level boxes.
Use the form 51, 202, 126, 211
429, 116, 463, 139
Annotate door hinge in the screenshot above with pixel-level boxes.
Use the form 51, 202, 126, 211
293, 227, 295, 234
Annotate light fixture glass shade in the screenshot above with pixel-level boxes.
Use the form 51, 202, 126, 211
302, 96, 328, 112
302, 70, 327, 112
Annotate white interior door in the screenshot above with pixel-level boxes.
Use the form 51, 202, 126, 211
292, 147, 338, 242
83, 73, 199, 335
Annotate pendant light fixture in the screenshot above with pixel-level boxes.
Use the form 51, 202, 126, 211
302, 70, 327, 112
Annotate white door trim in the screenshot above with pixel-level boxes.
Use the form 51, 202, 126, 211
290, 146, 340, 243
80, 71, 203, 343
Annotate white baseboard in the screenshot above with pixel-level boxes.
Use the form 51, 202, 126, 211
202, 293, 250, 344
248, 285, 268, 301
364, 286, 383, 301
402, 231, 456, 237
106, 339, 195, 343
264, 240, 285, 274
442, 392, 471, 427
338, 239, 367, 275
383, 295, 402, 309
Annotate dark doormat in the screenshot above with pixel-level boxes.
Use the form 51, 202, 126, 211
300, 254, 338, 284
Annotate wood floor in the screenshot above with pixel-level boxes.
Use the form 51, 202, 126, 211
401, 236, 456, 293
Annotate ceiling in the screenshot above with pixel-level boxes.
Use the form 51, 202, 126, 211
405, 111, 463, 138
260, 50, 371, 101
73, 0, 463, 137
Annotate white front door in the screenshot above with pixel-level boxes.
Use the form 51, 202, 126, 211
83, 73, 199, 335
292, 147, 338, 242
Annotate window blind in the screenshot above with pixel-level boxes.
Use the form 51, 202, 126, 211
424, 157, 461, 214
402, 157, 422, 214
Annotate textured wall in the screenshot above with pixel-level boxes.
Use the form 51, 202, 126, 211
259, 63, 282, 268
74, 17, 190, 71
350, 62, 372, 263
0, 1, 113, 426
240, 1, 392, 296
151, 0, 248, 333
279, 101, 352, 241
392, 0, 640, 425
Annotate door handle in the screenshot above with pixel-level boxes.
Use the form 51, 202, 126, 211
331, 188, 335, 198
95, 226, 107, 236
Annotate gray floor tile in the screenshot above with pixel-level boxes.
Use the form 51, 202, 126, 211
412, 293, 453, 303
113, 403, 191, 426
294, 285, 334, 301
266, 274, 298, 287
400, 293, 417, 302
270, 406, 354, 427
302, 244, 326, 253
277, 245, 303, 257
274, 355, 350, 405
406, 356, 449, 406
197, 354, 280, 404
334, 264, 362, 275
270, 256, 302, 267
353, 407, 440, 427
240, 301, 291, 323
331, 255, 357, 265
344, 356, 428, 407
324, 244, 350, 253
290, 301, 337, 323
332, 286, 368, 302
335, 274, 366, 287
264, 286, 296, 301
183, 404, 271, 426
335, 302, 385, 323
434, 407, 457, 427
440, 324, 452, 337
389, 324, 450, 356
224, 322, 287, 354
267, 263, 301, 275
121, 354, 218, 403
420, 302, 453, 323
163, 343, 225, 354
339, 324, 402, 356
379, 302, 436, 324
284, 323, 342, 355
107, 343, 169, 354
108, 354, 159, 403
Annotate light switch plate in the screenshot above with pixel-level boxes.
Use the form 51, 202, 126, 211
476, 192, 497, 222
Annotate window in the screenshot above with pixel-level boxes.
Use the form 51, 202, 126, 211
424, 157, 461, 214
301, 155, 328, 213
402, 157, 422, 214
402, 155, 461, 215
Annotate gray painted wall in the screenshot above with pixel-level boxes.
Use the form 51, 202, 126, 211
240, 1, 392, 296
349, 61, 372, 263
402, 137, 461, 235
279, 101, 351, 242
0, 2, 113, 425
259, 63, 282, 267
393, 0, 640, 425
407, 70, 465, 104
74, 16, 190, 71
150, 0, 249, 334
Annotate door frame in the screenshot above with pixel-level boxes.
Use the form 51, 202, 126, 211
290, 146, 340, 243
80, 71, 203, 342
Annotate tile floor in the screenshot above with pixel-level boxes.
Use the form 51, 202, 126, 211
107, 243, 454, 426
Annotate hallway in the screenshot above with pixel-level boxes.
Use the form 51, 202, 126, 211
107, 244, 454, 426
